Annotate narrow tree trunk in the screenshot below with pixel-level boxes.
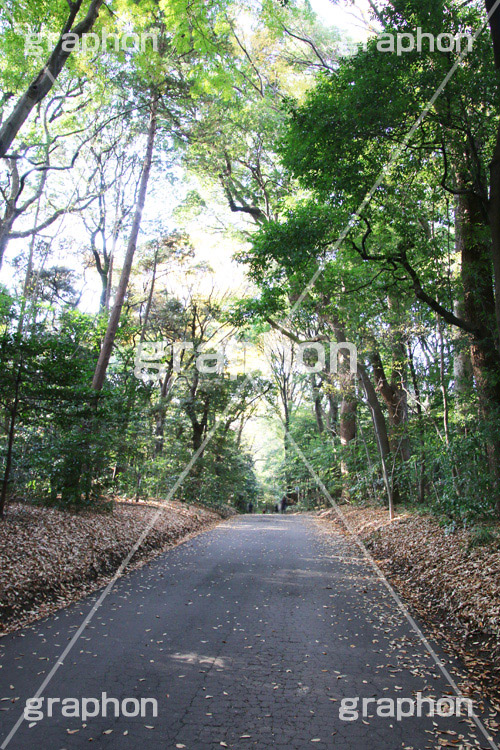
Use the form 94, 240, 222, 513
408, 345, 427, 503
0, 158, 20, 268
489, 74, 500, 340
453, 196, 474, 397
139, 249, 159, 347
339, 366, 357, 492
326, 391, 338, 435
357, 363, 391, 461
310, 376, 325, 434
357, 361, 394, 516
437, 319, 451, 447
155, 366, 175, 455
486, 0, 500, 338
98, 268, 109, 312
192, 423, 205, 453
453, 301, 473, 397
0, 361, 22, 518
0, 219, 14, 270
105, 253, 114, 311
370, 347, 411, 462
357, 415, 377, 503
339, 392, 357, 443
92, 94, 158, 392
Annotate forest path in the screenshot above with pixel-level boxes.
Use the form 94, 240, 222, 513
0, 514, 494, 749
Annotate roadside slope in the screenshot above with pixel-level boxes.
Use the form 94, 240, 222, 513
0, 500, 226, 634
318, 505, 500, 713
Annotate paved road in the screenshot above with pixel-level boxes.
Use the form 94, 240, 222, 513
0, 515, 495, 750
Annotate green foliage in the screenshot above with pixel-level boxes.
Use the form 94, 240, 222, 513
467, 526, 500, 550
2, 0, 500, 532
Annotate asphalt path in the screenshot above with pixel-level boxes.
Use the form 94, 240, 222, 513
0, 514, 496, 749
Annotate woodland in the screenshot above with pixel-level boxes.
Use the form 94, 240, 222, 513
1, 0, 500, 534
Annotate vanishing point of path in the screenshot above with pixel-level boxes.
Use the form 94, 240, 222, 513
0, 515, 496, 750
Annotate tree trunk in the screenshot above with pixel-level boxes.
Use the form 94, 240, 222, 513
105, 253, 114, 311
453, 301, 473, 396
0, 360, 22, 518
489, 83, 500, 340
0, 0, 105, 157
311, 375, 325, 434
325, 390, 338, 435
459, 188, 500, 513
139, 249, 159, 347
453, 193, 475, 396
370, 347, 411, 462
486, 0, 500, 336
357, 360, 394, 515
192, 423, 205, 453
408, 345, 427, 503
356, 362, 391, 462
335, 334, 357, 499
92, 94, 158, 392
486, 0, 500, 69
339, 391, 356, 500
155, 366, 175, 455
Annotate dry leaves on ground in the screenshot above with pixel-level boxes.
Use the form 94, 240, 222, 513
0, 499, 224, 634
319, 505, 500, 710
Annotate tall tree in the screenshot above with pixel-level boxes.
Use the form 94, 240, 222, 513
92, 91, 158, 391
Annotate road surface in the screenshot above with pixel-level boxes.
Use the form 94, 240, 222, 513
0, 514, 495, 749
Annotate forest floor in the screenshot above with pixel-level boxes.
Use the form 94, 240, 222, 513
317, 505, 500, 713
0, 499, 228, 635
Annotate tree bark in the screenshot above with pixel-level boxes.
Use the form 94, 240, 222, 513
0, 359, 22, 519
356, 362, 391, 461
92, 94, 158, 392
486, 0, 500, 337
370, 346, 411, 462
311, 375, 325, 434
408, 344, 427, 503
339, 391, 356, 500
486, 0, 500, 70
154, 365, 175, 455
357, 361, 394, 516
459, 188, 500, 512
138, 249, 159, 347
0, 0, 105, 157
452, 301, 473, 396
489, 119, 500, 340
